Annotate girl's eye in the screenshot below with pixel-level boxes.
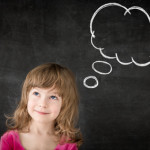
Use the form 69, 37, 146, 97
50, 96, 57, 100
33, 92, 39, 96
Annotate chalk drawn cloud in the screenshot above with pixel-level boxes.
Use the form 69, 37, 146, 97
83, 3, 150, 88
90, 3, 150, 66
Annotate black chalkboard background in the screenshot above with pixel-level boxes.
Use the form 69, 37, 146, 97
0, 0, 150, 150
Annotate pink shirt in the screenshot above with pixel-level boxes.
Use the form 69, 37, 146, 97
0, 130, 78, 150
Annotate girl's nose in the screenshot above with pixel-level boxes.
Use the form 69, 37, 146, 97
38, 97, 47, 108
39, 104, 47, 108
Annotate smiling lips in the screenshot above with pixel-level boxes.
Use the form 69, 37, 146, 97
35, 110, 50, 115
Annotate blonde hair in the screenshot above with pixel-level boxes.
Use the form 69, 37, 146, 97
6, 63, 83, 147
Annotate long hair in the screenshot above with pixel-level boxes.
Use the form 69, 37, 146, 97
6, 63, 83, 147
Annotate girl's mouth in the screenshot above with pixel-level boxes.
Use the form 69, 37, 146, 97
35, 110, 49, 115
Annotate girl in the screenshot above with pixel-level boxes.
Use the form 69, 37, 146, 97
0, 63, 83, 150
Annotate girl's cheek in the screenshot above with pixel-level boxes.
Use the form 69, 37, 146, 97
28, 99, 36, 108
52, 105, 61, 113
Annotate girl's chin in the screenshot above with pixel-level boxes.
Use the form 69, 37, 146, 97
31, 118, 55, 124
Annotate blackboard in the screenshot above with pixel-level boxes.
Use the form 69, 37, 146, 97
0, 0, 150, 150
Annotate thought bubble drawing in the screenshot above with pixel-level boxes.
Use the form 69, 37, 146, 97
83, 3, 150, 88
83, 61, 112, 88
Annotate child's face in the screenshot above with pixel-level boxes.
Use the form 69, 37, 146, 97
27, 87, 62, 124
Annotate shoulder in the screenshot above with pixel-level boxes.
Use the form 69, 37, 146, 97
1, 130, 18, 140
56, 143, 78, 150
0, 130, 18, 149
56, 135, 78, 150
1, 130, 16, 140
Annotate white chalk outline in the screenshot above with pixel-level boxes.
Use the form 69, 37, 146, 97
92, 60, 112, 75
90, 2, 150, 66
83, 3, 150, 89
83, 76, 99, 88
83, 61, 112, 88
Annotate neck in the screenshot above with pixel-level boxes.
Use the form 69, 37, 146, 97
29, 120, 55, 136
